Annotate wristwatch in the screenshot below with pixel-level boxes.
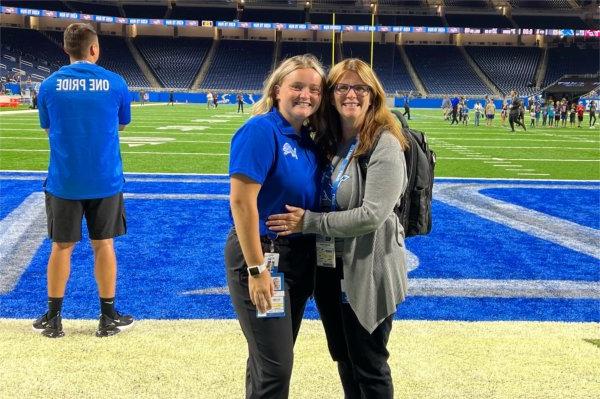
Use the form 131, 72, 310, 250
247, 262, 267, 278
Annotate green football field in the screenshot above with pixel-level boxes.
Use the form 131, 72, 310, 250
0, 103, 598, 180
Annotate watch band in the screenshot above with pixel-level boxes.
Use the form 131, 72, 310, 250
247, 262, 267, 277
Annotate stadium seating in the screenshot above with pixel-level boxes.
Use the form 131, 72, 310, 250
512, 15, 588, 29
543, 46, 600, 86
42, 30, 149, 87
134, 36, 212, 89
404, 45, 492, 95
466, 46, 541, 95
0, 27, 67, 72
200, 40, 274, 91
509, 0, 574, 8
378, 14, 446, 27
170, 6, 235, 21
242, 8, 305, 23
122, 4, 166, 18
280, 41, 334, 68
342, 42, 416, 93
65, 1, 120, 16
444, 0, 490, 7
0, 1, 69, 11
445, 14, 513, 28
94, 35, 150, 87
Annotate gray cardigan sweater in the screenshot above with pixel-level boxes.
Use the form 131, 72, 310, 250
303, 131, 408, 333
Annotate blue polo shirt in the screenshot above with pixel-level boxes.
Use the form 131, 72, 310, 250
229, 108, 320, 237
38, 62, 131, 200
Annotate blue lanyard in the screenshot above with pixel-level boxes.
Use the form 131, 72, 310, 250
330, 139, 356, 212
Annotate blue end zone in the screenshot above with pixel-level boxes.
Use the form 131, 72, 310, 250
1, 172, 598, 322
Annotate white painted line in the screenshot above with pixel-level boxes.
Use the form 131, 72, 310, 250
181, 279, 600, 299
0, 192, 47, 294
0, 149, 229, 156
441, 157, 599, 162
434, 182, 599, 259
517, 173, 551, 176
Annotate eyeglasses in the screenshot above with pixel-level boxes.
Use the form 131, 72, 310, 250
334, 83, 371, 96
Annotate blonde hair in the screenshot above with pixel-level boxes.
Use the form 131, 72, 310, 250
316, 58, 407, 159
253, 54, 327, 128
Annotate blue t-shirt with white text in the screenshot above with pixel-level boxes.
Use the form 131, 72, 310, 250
38, 62, 131, 199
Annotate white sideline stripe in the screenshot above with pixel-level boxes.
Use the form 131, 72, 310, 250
429, 137, 596, 143
0, 176, 230, 185
434, 183, 600, 259
0, 149, 229, 156
0, 136, 231, 145
0, 192, 46, 294
181, 279, 600, 299
6, 149, 595, 160
2, 170, 597, 183
441, 157, 599, 162
124, 193, 228, 200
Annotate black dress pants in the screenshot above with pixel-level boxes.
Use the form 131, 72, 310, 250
314, 262, 394, 399
225, 229, 315, 399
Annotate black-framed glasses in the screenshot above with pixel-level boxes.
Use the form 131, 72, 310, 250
334, 83, 371, 96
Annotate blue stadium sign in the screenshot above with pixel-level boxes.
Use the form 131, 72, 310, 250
1, 6, 598, 37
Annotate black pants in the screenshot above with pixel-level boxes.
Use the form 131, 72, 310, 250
314, 262, 394, 399
225, 229, 315, 399
450, 107, 459, 125
238, 102, 244, 113
509, 112, 526, 131
403, 105, 410, 120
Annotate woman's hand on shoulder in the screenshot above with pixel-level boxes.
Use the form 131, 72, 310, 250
266, 205, 305, 236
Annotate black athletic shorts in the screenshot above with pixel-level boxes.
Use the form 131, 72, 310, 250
45, 192, 126, 243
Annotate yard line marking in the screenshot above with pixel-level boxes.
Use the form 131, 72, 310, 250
434, 182, 600, 259
125, 193, 229, 200
0, 192, 46, 294
181, 279, 600, 299
429, 137, 596, 143
0, 149, 229, 156
440, 157, 599, 162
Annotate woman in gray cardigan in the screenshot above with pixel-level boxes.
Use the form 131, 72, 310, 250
267, 58, 408, 398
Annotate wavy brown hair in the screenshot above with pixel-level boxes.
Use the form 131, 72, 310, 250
315, 58, 407, 160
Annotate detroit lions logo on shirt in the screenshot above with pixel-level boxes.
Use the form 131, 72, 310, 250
282, 143, 298, 159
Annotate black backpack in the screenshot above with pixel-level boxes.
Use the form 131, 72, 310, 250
358, 109, 436, 237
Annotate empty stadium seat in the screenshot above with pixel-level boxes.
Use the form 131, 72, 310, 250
200, 40, 274, 91
404, 45, 492, 95
466, 46, 541, 95
544, 46, 600, 86
342, 42, 416, 93
134, 36, 212, 89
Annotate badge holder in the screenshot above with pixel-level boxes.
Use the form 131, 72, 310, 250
257, 240, 286, 318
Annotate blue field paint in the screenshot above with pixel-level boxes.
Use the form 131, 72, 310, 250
407, 200, 599, 281
1, 172, 598, 322
481, 188, 600, 230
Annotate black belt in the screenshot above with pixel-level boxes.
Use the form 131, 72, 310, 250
260, 234, 313, 246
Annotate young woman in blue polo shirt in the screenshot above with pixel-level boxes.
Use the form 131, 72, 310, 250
267, 58, 409, 398
225, 54, 326, 399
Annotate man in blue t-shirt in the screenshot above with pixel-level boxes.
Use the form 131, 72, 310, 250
33, 23, 133, 338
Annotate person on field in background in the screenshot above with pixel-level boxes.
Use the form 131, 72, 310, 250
33, 23, 133, 339
474, 101, 482, 127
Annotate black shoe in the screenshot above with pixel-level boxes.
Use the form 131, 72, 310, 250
95, 311, 134, 337
32, 312, 65, 338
